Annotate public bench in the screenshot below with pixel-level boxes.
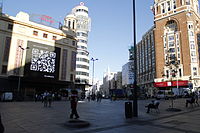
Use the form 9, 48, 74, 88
146, 101, 160, 113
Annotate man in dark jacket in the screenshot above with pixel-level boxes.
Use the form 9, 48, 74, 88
0, 114, 4, 133
70, 90, 79, 119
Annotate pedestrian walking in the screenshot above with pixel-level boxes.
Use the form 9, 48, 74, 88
35, 94, 38, 102
97, 92, 102, 102
87, 95, 90, 102
70, 90, 79, 119
194, 91, 199, 106
0, 114, 4, 133
43, 91, 48, 107
47, 92, 53, 107
186, 94, 195, 107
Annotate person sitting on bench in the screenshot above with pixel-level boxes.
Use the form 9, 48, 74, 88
146, 100, 160, 113
186, 94, 195, 107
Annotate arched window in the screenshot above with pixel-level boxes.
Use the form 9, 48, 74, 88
165, 20, 178, 32
186, 0, 190, 5
68, 20, 71, 28
189, 31, 194, 36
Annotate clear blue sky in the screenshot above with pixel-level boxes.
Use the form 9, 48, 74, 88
2, 0, 154, 80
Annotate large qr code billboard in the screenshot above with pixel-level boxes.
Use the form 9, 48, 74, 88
24, 41, 60, 80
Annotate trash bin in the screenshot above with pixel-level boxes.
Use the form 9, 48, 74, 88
125, 102, 132, 118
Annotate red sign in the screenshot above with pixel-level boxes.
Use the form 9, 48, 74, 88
171, 81, 188, 86
40, 15, 55, 24
154, 82, 169, 87
154, 81, 188, 87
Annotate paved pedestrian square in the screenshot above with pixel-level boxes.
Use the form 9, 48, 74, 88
0, 98, 200, 133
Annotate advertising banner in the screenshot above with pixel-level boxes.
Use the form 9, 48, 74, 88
154, 81, 188, 87
24, 41, 61, 80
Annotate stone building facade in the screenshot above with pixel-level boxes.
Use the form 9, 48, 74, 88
0, 11, 77, 100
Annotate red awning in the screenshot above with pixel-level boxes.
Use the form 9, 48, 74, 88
154, 81, 188, 87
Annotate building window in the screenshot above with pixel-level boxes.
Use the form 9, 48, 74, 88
76, 64, 89, 70
188, 24, 193, 29
193, 72, 197, 76
1, 65, 7, 74
191, 51, 196, 56
166, 70, 169, 78
192, 58, 197, 62
43, 33, 48, 38
7, 24, 13, 30
52, 36, 57, 40
162, 3, 165, 13
173, 0, 176, 9
33, 31, 38, 36
193, 67, 197, 76
190, 44, 195, 49
76, 71, 89, 76
167, 1, 171, 11
72, 40, 76, 46
169, 48, 175, 53
170, 54, 176, 59
73, 20, 75, 29
186, 0, 190, 5
168, 35, 174, 41
168, 42, 174, 47
189, 31, 194, 36
68, 20, 71, 28
179, 69, 182, 77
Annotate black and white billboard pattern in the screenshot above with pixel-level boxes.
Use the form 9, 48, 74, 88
24, 41, 60, 80
30, 48, 56, 73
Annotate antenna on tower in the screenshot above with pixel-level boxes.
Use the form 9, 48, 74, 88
0, 0, 3, 14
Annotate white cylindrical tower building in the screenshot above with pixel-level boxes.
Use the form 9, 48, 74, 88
65, 2, 91, 85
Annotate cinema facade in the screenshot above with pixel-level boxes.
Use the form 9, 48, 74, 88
0, 12, 78, 100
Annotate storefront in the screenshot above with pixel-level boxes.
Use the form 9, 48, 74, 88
154, 80, 189, 96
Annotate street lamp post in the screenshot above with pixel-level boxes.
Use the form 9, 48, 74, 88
91, 57, 98, 94
17, 46, 29, 100
164, 54, 181, 112
132, 0, 138, 117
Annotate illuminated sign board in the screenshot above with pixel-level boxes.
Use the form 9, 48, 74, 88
30, 14, 61, 29
24, 41, 60, 80
154, 81, 188, 87
40, 15, 55, 24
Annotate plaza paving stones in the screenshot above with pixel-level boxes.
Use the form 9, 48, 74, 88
0, 98, 200, 133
